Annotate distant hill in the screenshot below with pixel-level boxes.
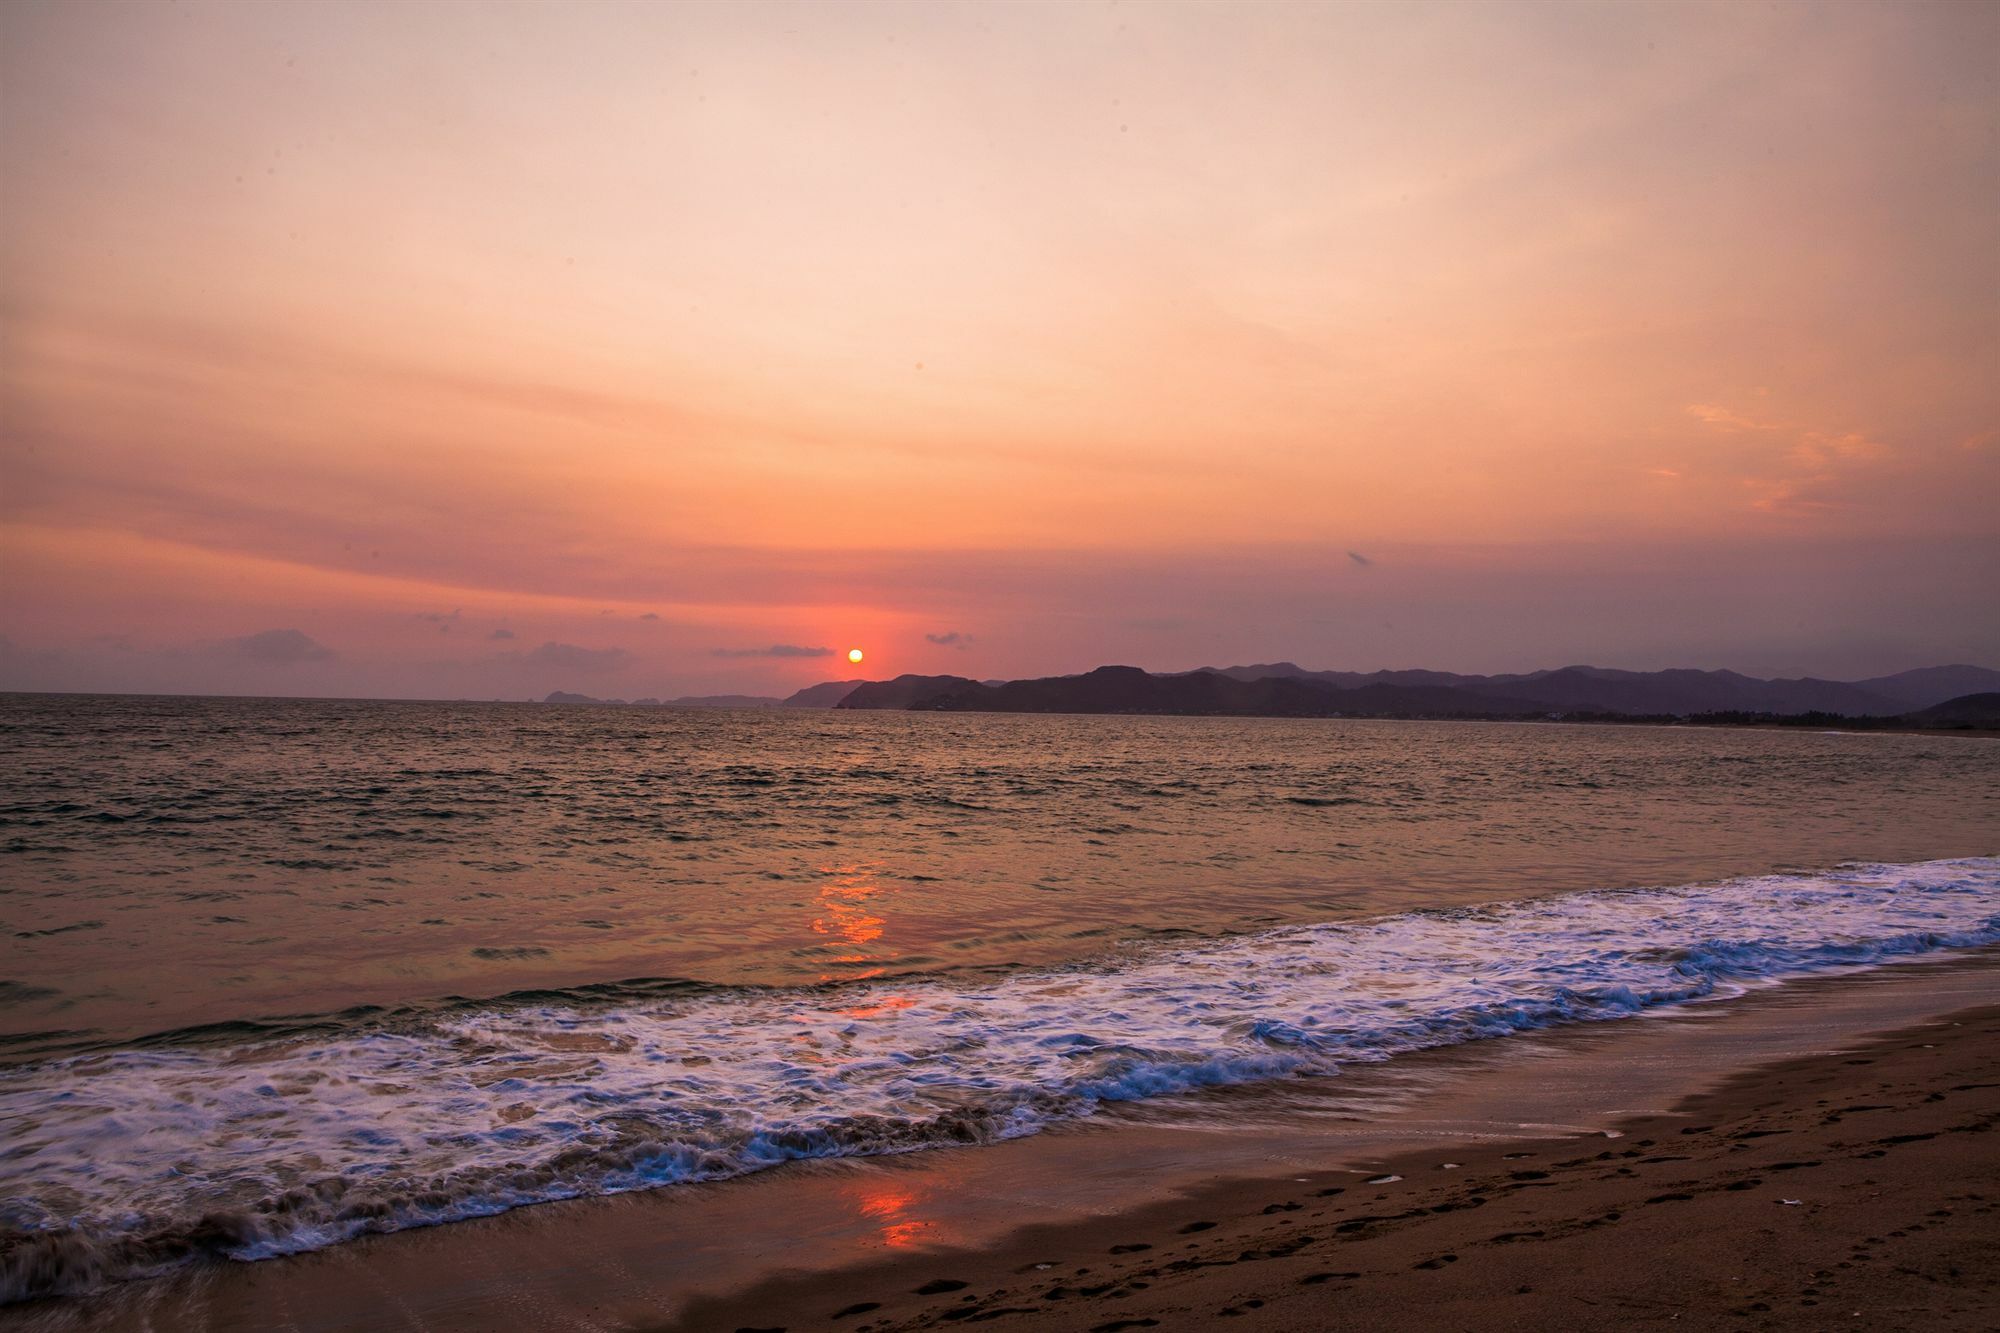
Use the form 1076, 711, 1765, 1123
781, 679, 867, 708
1196, 662, 1923, 716
544, 661, 1999, 723
1904, 692, 2000, 728
838, 666, 1551, 718
1477, 667, 1894, 717
1201, 663, 1494, 691
838, 675, 984, 709
1856, 666, 2000, 712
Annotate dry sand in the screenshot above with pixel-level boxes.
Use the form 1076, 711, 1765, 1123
672, 1007, 2000, 1332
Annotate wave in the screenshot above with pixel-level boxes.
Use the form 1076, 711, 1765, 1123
2, 856, 1996, 1303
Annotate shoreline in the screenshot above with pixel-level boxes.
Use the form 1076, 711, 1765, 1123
674, 998, 2000, 1332
5, 689, 1996, 734
11, 950, 1997, 1332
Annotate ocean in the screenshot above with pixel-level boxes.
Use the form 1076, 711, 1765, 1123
1, 693, 1995, 1303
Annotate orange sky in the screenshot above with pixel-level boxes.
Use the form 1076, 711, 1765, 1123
3, 0, 1995, 698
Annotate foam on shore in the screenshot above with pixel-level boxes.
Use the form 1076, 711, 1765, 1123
2, 856, 1995, 1303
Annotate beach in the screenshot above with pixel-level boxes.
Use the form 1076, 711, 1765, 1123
13, 951, 1994, 1332
677, 998, 2000, 1332
8, 0, 1999, 1325
4, 700, 1996, 1328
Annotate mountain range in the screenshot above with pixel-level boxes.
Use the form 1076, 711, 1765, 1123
827, 662, 2000, 721
537, 662, 2000, 724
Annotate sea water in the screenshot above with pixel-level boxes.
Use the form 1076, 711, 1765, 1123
2, 695, 1995, 1300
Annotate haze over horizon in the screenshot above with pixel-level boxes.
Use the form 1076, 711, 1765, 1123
4, 0, 1997, 701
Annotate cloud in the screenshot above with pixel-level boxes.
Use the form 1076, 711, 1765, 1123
221, 628, 336, 664
489, 628, 515, 640
925, 631, 974, 647
1347, 551, 1372, 567
518, 641, 629, 671
710, 644, 833, 658
1787, 431, 1888, 472
1686, 402, 1895, 516
1684, 403, 1773, 433
416, 608, 461, 633
639, 612, 660, 621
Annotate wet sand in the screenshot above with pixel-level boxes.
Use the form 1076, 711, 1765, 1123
11, 955, 1998, 1332
675, 1002, 2000, 1332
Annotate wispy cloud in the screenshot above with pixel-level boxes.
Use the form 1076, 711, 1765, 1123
1685, 402, 1893, 515
925, 631, 973, 647
1684, 403, 1774, 434
710, 644, 833, 658
218, 628, 336, 665
1347, 550, 1372, 568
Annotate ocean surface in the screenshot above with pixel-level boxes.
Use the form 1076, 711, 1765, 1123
1, 694, 1996, 1303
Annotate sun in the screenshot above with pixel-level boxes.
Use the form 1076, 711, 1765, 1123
847, 647, 865, 664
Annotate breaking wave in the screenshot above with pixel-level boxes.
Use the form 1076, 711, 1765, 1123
2, 856, 1995, 1303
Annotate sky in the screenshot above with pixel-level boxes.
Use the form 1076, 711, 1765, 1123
2, 0, 1996, 700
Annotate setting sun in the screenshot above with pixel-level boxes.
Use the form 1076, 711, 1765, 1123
0, 4, 1994, 1327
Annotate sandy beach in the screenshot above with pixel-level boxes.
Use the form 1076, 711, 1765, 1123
9, 1, 1998, 1326
674, 1002, 2000, 1332
10, 953, 1993, 1333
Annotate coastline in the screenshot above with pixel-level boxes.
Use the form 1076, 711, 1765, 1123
674, 997, 2000, 1332
11, 950, 1996, 1332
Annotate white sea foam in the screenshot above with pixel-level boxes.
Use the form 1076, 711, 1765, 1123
2, 856, 1995, 1301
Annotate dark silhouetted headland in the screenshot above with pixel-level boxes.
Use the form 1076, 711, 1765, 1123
780, 679, 870, 708
1904, 692, 2000, 728
818, 662, 2000, 726
530, 663, 2000, 727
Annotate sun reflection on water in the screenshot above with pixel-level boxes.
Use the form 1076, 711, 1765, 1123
811, 862, 898, 982
838, 993, 917, 1020
850, 1181, 933, 1249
